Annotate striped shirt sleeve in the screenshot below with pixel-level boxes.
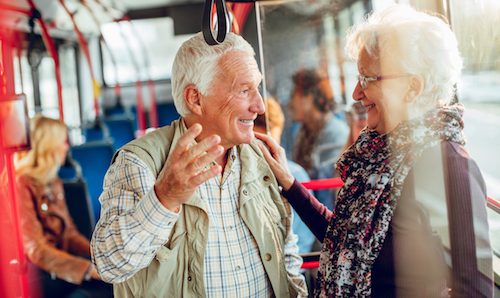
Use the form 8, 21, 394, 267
90, 150, 179, 283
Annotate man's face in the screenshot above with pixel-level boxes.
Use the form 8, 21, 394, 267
198, 51, 265, 149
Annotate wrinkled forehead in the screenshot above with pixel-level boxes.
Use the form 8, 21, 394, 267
218, 50, 262, 82
359, 30, 407, 71
358, 43, 402, 75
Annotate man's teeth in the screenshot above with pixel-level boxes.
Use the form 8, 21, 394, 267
240, 119, 253, 123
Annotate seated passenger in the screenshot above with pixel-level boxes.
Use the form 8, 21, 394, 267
14, 116, 112, 298
254, 96, 315, 254
91, 32, 307, 297
289, 69, 349, 210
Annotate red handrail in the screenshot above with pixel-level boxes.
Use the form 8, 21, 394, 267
80, 0, 122, 105
302, 177, 344, 190
299, 178, 499, 270
25, 1, 65, 121
58, 0, 101, 118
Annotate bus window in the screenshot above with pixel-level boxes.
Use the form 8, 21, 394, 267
449, 0, 500, 273
100, 17, 194, 85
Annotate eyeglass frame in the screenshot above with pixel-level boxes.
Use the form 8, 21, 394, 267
357, 74, 412, 89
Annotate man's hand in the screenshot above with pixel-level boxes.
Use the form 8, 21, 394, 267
90, 266, 101, 280
154, 124, 223, 211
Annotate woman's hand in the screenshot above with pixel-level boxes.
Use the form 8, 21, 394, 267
255, 132, 295, 191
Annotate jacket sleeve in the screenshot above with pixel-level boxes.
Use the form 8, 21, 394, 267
90, 151, 180, 283
17, 178, 91, 285
444, 144, 493, 297
282, 179, 333, 241
63, 210, 92, 258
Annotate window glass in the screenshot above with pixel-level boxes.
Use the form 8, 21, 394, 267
100, 17, 194, 84
449, 0, 500, 267
38, 56, 59, 119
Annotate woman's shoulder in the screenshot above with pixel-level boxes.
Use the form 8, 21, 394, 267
16, 174, 36, 188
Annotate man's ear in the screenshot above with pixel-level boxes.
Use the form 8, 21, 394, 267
184, 84, 203, 115
406, 75, 424, 103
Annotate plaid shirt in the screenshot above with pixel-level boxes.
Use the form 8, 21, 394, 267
91, 148, 304, 297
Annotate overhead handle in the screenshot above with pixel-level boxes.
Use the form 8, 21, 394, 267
202, 0, 229, 45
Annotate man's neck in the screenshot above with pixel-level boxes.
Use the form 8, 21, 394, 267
215, 149, 230, 170
183, 116, 230, 170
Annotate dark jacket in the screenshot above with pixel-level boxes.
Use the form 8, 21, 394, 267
284, 141, 493, 297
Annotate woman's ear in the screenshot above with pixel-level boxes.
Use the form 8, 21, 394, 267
406, 75, 424, 103
184, 84, 203, 115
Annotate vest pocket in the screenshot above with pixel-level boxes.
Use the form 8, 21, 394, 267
155, 246, 172, 262
257, 193, 287, 246
157, 231, 186, 262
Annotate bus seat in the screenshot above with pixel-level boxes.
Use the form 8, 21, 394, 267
83, 120, 111, 143
104, 105, 127, 117
58, 154, 82, 181
104, 115, 135, 150
64, 178, 95, 239
157, 102, 180, 127
70, 140, 115, 221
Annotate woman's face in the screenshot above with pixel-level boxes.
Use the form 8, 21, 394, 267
54, 136, 69, 166
352, 48, 411, 134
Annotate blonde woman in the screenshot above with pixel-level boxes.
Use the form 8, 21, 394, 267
15, 116, 111, 298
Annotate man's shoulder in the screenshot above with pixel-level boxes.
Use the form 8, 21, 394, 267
127, 125, 176, 149
116, 121, 179, 176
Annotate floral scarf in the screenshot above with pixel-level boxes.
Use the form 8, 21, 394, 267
316, 104, 465, 297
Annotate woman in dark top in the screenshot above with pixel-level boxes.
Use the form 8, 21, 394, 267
256, 4, 493, 298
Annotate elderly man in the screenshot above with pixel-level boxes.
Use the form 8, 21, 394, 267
90, 32, 307, 298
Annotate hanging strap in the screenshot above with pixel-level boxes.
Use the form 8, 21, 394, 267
202, 0, 229, 45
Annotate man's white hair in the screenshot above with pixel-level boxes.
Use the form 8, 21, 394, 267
171, 32, 255, 116
346, 4, 463, 111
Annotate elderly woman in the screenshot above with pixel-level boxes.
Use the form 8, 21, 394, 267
289, 69, 349, 210
15, 116, 112, 298
257, 4, 493, 297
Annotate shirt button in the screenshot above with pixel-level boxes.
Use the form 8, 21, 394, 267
263, 175, 270, 182
188, 276, 192, 282
231, 155, 236, 161
235, 265, 241, 271
265, 253, 272, 261
242, 189, 248, 195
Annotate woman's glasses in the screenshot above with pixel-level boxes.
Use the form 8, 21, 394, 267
357, 74, 411, 89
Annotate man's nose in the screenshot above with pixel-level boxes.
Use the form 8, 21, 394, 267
251, 92, 266, 115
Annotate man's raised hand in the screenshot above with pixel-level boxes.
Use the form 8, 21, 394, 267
154, 124, 223, 212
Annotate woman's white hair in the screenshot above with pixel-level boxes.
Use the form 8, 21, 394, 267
171, 32, 255, 116
346, 4, 463, 110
